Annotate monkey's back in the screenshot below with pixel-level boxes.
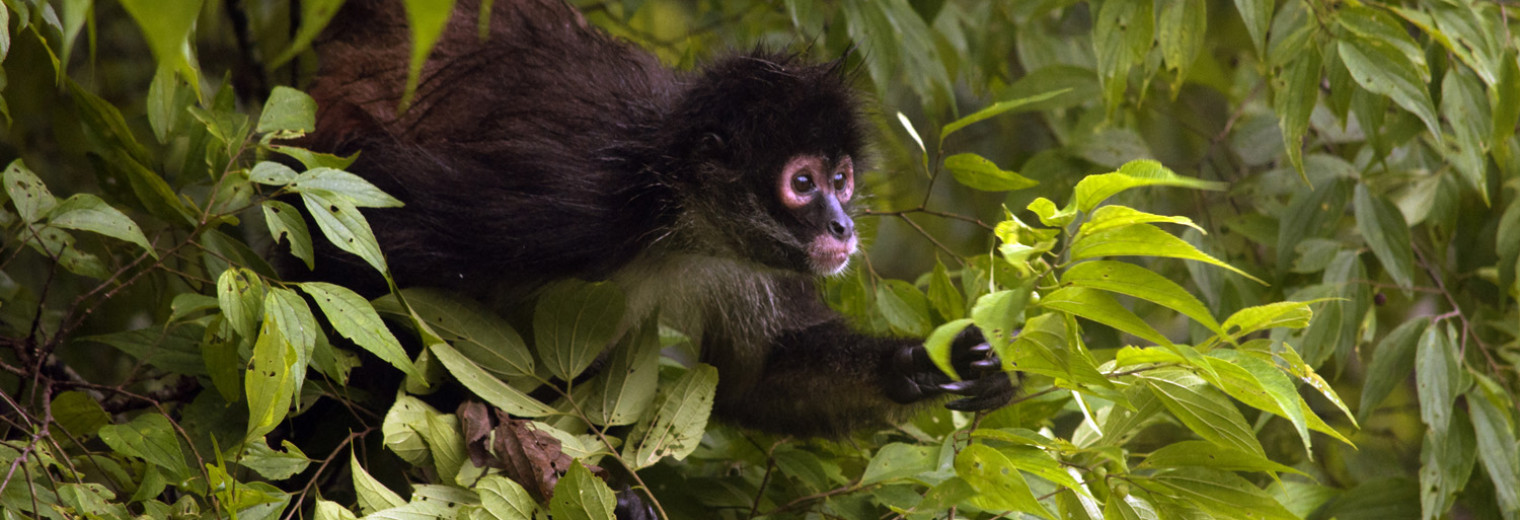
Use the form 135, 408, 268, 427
298, 0, 679, 298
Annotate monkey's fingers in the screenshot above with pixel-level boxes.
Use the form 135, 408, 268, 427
946, 391, 1014, 412
937, 374, 1009, 396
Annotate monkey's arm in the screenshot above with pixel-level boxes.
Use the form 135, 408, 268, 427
709, 321, 1016, 438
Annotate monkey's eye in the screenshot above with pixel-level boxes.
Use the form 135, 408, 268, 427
792, 174, 816, 194
831, 172, 848, 192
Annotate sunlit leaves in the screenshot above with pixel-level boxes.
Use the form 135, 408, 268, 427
1070, 222, 1265, 285
1061, 260, 1221, 334
1072, 160, 1226, 213
954, 444, 1052, 519
1140, 369, 1265, 457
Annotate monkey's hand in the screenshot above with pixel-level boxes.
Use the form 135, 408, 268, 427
886, 328, 1017, 411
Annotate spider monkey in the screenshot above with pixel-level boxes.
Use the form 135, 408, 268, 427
291, 0, 1016, 438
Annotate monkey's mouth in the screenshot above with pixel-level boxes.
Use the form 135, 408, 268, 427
808, 235, 857, 275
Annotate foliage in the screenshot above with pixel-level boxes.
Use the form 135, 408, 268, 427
0, 0, 1517, 519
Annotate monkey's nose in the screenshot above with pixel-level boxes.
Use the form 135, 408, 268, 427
828, 219, 853, 239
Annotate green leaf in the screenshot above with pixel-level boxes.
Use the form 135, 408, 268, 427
1061, 260, 1221, 333
842, 0, 952, 117
1438, 64, 1491, 205
1027, 196, 1076, 228
924, 319, 974, 381
1010, 314, 1113, 392
1416, 325, 1461, 436
246, 311, 298, 438
299, 282, 418, 377
1141, 468, 1297, 520
1040, 286, 1171, 347
239, 439, 312, 481
400, 0, 460, 109
1138, 440, 1303, 475
927, 258, 965, 321
1206, 352, 1313, 456
476, 475, 538, 520
1092, 0, 1152, 118
46, 193, 156, 257
940, 88, 1070, 140
217, 267, 265, 340
1337, 38, 1442, 149
250, 161, 299, 186
351, 452, 406, 515
1072, 160, 1226, 213
316, 500, 359, 520
50, 391, 110, 438
943, 153, 1038, 192
876, 279, 932, 337
1489, 49, 1520, 176
1336, 6, 1428, 76
266, 287, 317, 392
972, 285, 1033, 351
625, 364, 717, 469
291, 168, 404, 208
1421, 407, 1476, 520
21, 226, 111, 279
1072, 222, 1266, 285
301, 189, 389, 274
1158, 0, 1206, 96
98, 414, 191, 482
257, 86, 318, 135
146, 50, 194, 143
430, 342, 554, 417
954, 444, 1053, 519
1276, 177, 1351, 274
421, 412, 466, 485
381, 395, 434, 467
1078, 205, 1204, 238
1358, 317, 1429, 422
533, 279, 626, 381
81, 325, 207, 376
376, 288, 535, 379
549, 463, 615, 520
270, 144, 360, 170
271, 0, 346, 67
4, 159, 56, 223
1272, 42, 1321, 181
861, 443, 937, 486
1468, 385, 1520, 513
1232, 0, 1274, 57
117, 0, 202, 89
580, 315, 661, 426
262, 200, 315, 270
997, 444, 1089, 498
1141, 369, 1265, 456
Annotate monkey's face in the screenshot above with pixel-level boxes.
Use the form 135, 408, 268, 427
776, 154, 858, 275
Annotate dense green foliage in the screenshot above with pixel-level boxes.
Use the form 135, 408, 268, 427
1, 0, 1518, 518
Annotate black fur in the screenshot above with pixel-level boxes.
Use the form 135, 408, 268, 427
291, 0, 1014, 438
